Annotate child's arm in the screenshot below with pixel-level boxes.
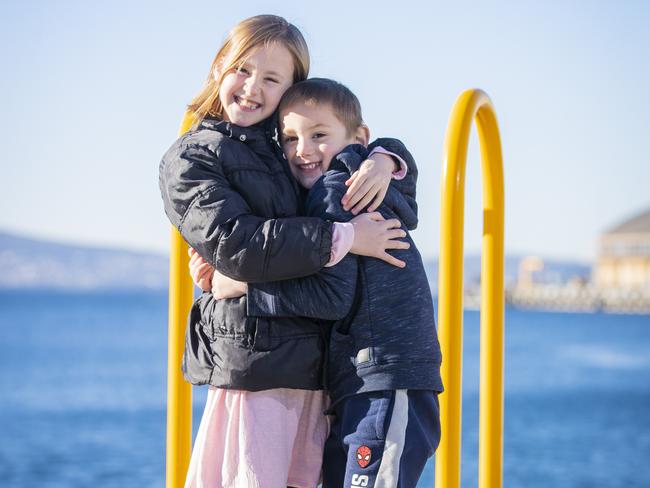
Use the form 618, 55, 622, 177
160, 138, 405, 283
339, 140, 419, 230
368, 138, 418, 178
342, 150, 403, 214
246, 255, 358, 320
342, 137, 414, 215
161, 139, 333, 283
245, 180, 360, 320
188, 182, 360, 320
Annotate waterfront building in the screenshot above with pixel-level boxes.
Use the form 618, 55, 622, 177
505, 208, 650, 314
595, 208, 650, 289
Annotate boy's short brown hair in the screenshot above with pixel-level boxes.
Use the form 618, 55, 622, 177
278, 78, 363, 135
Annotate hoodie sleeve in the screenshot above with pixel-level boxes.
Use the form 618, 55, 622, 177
331, 143, 419, 230
367, 138, 418, 181
334, 139, 418, 195
367, 138, 418, 219
159, 137, 332, 283
247, 178, 358, 320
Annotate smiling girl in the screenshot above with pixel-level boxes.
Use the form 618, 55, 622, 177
159, 15, 408, 487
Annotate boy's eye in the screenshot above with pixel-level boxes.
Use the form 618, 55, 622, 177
265, 77, 279, 84
283, 136, 298, 143
313, 133, 326, 139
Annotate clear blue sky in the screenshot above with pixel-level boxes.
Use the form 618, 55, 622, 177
1, 0, 648, 262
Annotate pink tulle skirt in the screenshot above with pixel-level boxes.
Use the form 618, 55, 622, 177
184, 387, 330, 488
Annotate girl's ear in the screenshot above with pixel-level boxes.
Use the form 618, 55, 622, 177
354, 124, 370, 146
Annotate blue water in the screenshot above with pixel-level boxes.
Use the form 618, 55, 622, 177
1, 291, 649, 487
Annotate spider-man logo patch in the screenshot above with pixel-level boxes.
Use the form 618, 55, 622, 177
356, 445, 372, 468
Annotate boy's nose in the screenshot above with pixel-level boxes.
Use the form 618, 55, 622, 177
296, 139, 313, 158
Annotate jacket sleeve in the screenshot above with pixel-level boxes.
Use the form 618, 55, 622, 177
159, 137, 332, 283
247, 179, 358, 320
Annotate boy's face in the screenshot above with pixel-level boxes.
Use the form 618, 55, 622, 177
280, 102, 367, 189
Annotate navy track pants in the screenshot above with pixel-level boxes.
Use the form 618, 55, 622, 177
322, 389, 441, 488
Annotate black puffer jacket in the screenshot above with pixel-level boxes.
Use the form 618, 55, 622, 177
159, 117, 334, 391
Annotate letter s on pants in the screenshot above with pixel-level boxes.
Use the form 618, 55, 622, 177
351, 474, 369, 487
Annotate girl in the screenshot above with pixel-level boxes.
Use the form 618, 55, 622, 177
159, 15, 408, 487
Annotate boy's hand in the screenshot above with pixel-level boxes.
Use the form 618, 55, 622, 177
350, 212, 410, 268
342, 153, 395, 215
211, 269, 248, 299
188, 247, 214, 291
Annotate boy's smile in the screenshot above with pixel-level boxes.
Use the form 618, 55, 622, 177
281, 102, 367, 189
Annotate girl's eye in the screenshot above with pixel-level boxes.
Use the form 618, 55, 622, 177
313, 133, 326, 139
283, 136, 298, 143
265, 77, 279, 84
236, 67, 250, 75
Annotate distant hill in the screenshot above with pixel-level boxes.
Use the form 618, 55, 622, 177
0, 230, 591, 291
0, 231, 168, 291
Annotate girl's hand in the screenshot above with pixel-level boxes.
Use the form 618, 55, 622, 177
342, 153, 396, 215
350, 212, 410, 268
211, 269, 248, 300
188, 247, 214, 291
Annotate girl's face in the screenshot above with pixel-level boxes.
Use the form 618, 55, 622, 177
219, 43, 294, 127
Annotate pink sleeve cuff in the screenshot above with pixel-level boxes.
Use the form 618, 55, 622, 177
368, 146, 408, 180
325, 222, 355, 267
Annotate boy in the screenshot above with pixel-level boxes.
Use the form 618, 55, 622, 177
206, 78, 443, 487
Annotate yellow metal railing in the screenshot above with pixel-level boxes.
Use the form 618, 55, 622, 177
434, 89, 505, 488
166, 113, 196, 488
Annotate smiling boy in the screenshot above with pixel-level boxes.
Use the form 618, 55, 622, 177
242, 78, 443, 488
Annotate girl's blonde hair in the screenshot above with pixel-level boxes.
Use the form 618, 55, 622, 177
188, 15, 309, 126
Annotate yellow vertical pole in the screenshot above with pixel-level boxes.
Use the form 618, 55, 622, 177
434, 89, 505, 488
166, 112, 196, 488
476, 101, 505, 488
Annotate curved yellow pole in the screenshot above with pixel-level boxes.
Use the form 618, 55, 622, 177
166, 112, 196, 488
434, 89, 505, 488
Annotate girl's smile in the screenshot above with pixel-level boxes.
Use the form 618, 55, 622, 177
233, 95, 261, 111
218, 43, 294, 127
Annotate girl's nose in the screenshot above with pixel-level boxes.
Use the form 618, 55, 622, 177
243, 75, 260, 96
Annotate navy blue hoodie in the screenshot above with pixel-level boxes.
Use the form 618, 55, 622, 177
247, 143, 443, 404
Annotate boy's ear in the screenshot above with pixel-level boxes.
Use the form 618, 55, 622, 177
354, 124, 370, 146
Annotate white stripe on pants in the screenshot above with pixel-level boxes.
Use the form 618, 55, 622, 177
375, 389, 409, 487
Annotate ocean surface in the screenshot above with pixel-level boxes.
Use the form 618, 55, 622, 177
1, 290, 649, 487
